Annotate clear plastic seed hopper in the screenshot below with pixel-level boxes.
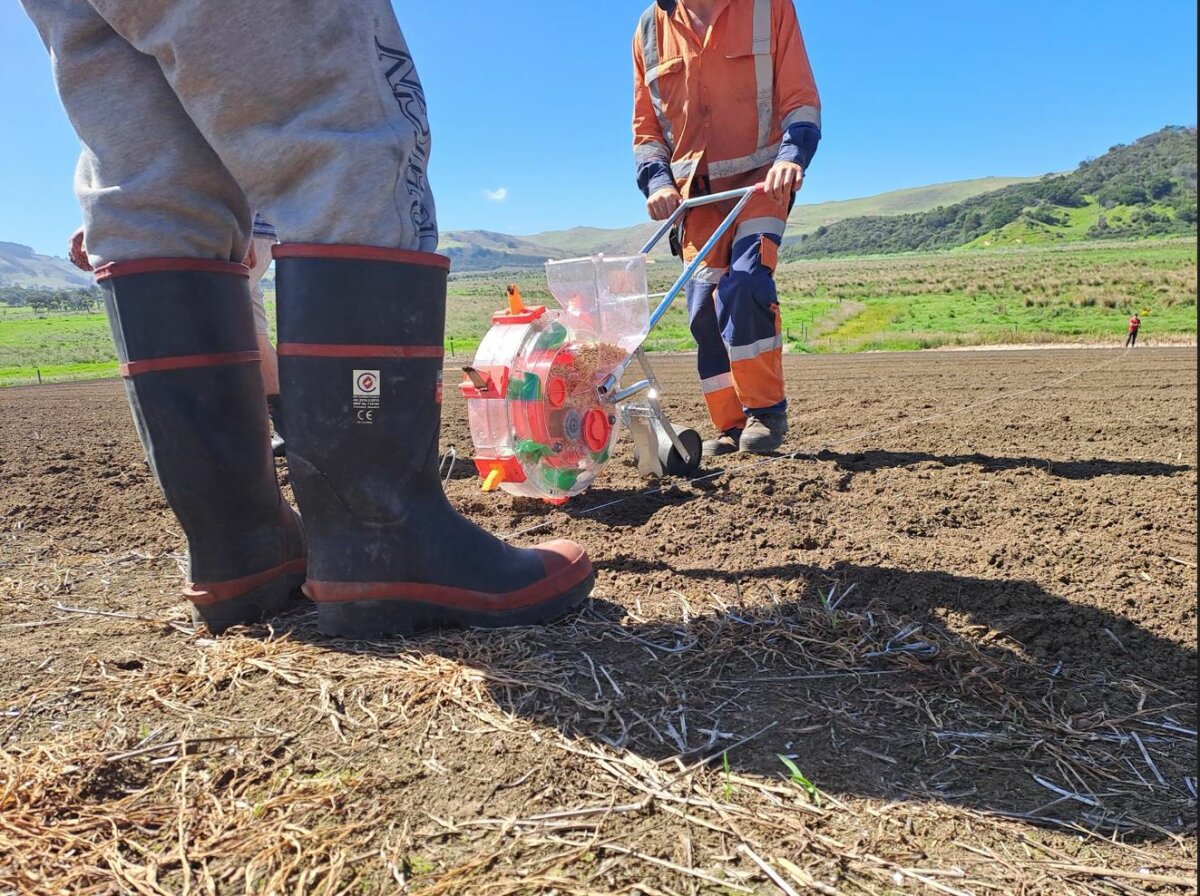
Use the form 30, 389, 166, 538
462, 184, 764, 504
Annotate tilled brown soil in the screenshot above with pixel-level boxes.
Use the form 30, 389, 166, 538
1, 348, 1196, 895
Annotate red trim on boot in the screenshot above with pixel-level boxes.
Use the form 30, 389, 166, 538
302, 540, 592, 610
119, 350, 262, 377
277, 343, 444, 360
272, 243, 452, 271
184, 558, 308, 607
95, 258, 250, 280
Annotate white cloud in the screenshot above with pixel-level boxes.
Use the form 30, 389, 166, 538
484, 187, 509, 202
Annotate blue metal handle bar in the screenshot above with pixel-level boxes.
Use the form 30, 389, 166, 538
637, 184, 762, 257
598, 183, 762, 397
645, 185, 760, 331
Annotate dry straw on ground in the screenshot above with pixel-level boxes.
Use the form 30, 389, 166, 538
2, 586, 1195, 895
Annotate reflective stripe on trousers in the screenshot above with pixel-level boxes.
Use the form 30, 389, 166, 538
720, 232, 786, 414
687, 280, 745, 433
686, 250, 786, 431
682, 190, 788, 424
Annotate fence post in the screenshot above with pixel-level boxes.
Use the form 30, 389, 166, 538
37, 368, 42, 385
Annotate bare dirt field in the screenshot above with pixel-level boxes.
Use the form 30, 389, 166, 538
1, 348, 1196, 895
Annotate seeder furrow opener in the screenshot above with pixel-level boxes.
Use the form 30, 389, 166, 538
462, 184, 763, 504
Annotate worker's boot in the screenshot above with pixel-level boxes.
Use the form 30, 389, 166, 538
274, 245, 594, 638
702, 429, 743, 457
739, 412, 789, 454
97, 260, 306, 633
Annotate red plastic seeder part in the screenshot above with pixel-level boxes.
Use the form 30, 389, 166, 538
473, 454, 527, 485
546, 377, 568, 407
459, 366, 510, 400
583, 408, 612, 452
492, 305, 546, 325
492, 283, 547, 325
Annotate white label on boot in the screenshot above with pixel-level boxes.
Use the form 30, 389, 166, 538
353, 369, 380, 423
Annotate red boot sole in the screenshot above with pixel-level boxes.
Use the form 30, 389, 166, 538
315, 572, 595, 638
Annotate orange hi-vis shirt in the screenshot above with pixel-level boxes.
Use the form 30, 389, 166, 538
632, 0, 821, 198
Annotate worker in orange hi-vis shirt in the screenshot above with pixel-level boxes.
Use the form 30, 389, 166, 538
632, 0, 821, 455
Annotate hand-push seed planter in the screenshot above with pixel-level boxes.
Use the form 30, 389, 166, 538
463, 184, 764, 504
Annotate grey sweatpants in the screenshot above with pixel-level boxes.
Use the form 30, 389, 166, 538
22, 0, 438, 267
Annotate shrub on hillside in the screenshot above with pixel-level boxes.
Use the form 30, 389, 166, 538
783, 126, 1197, 260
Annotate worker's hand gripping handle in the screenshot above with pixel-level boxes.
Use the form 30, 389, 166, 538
637, 182, 765, 258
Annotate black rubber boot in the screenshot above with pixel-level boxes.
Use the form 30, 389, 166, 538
97, 259, 306, 632
274, 245, 594, 638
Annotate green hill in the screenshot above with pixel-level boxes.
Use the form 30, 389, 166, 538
783, 126, 1197, 260
517, 223, 662, 259
439, 230, 564, 271
0, 241, 92, 289
442, 176, 1034, 271
786, 176, 1038, 235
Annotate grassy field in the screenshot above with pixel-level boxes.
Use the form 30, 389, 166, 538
778, 237, 1197, 352
447, 237, 1197, 356
0, 306, 117, 386
1, 239, 1194, 386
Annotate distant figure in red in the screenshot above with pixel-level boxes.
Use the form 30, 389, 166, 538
1126, 313, 1141, 348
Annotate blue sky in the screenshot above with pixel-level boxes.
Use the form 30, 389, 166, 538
2, 1, 1196, 257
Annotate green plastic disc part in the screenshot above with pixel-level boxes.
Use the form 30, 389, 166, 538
542, 467, 581, 490
515, 438, 552, 459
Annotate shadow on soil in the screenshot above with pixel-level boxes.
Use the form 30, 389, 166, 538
480, 482, 707, 530
296, 560, 1197, 840
816, 448, 1192, 482
594, 557, 1196, 685
448, 448, 1191, 532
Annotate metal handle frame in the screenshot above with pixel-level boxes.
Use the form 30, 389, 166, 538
591, 183, 763, 467
597, 183, 762, 398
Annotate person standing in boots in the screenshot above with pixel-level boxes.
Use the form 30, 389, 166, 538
24, 0, 594, 637
632, 0, 821, 455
